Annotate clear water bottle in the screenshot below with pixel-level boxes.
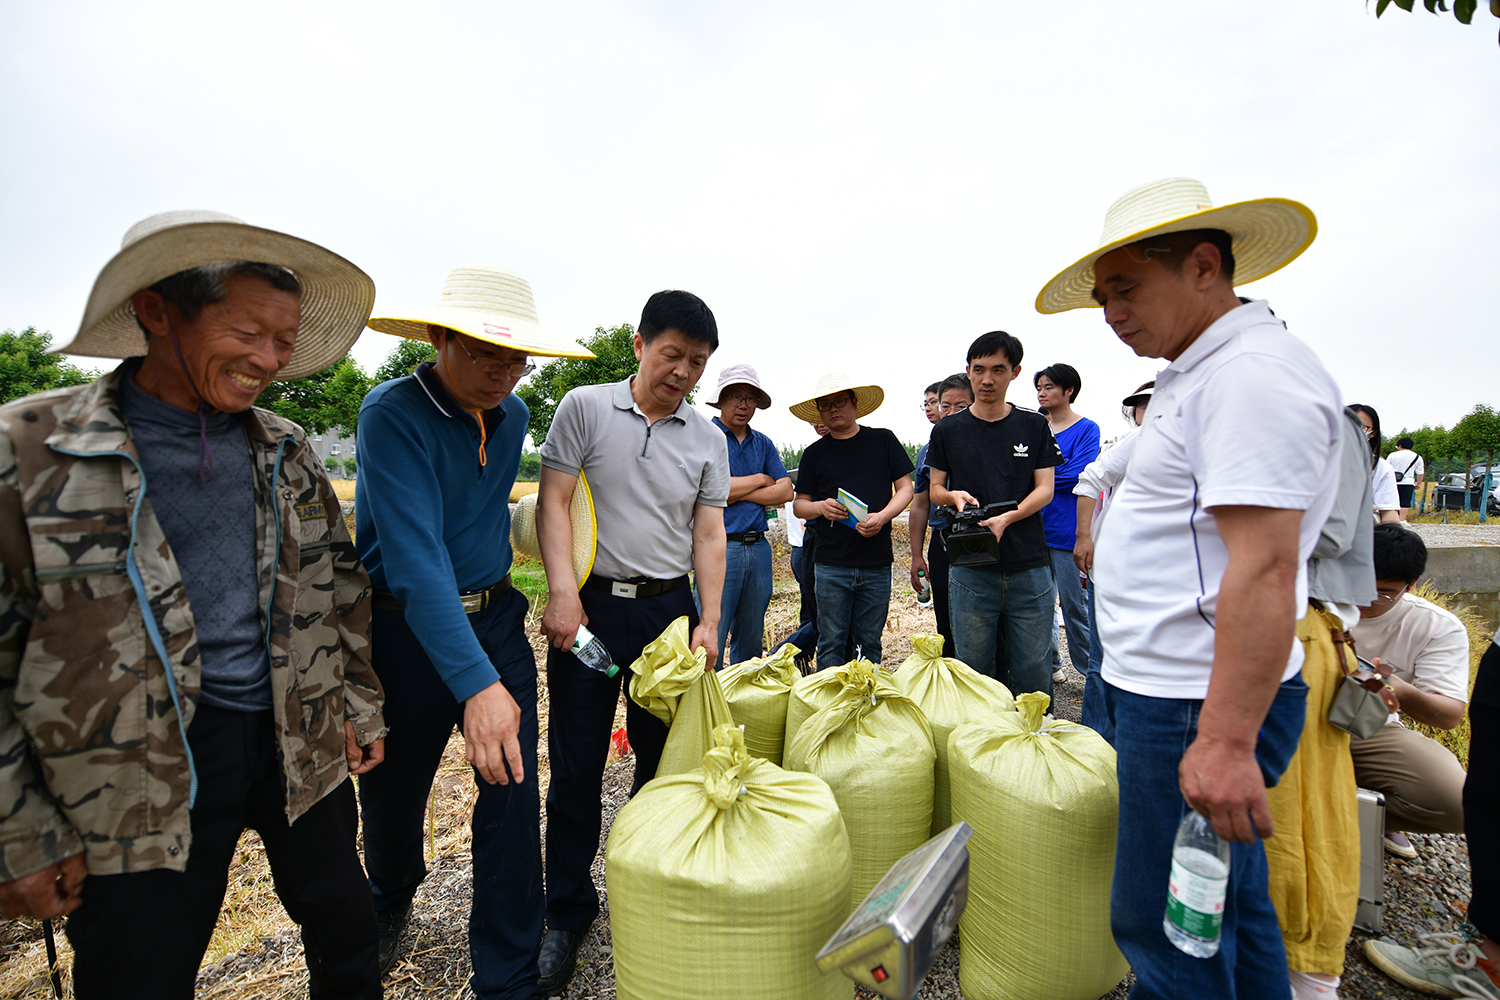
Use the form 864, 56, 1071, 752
1164, 810, 1231, 957
915, 569, 932, 606
571, 624, 620, 677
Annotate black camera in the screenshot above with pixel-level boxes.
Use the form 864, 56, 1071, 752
941, 501, 1018, 567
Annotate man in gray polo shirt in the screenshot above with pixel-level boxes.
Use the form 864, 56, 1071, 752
534, 289, 728, 995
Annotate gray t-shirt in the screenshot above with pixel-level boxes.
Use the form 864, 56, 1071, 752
119, 369, 272, 711
541, 377, 729, 581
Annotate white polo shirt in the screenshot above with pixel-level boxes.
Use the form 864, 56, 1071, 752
1094, 300, 1343, 700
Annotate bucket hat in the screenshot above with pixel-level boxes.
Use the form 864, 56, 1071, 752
706, 363, 772, 408
65, 210, 376, 380
511, 472, 596, 587
369, 265, 595, 359
788, 374, 884, 424
1034, 178, 1317, 314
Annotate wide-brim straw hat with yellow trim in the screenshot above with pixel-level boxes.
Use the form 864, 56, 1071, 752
369, 265, 595, 359
1034, 177, 1317, 314
511, 472, 597, 587
63, 210, 375, 380
788, 373, 885, 424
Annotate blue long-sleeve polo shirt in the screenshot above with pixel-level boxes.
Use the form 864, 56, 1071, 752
356, 363, 527, 702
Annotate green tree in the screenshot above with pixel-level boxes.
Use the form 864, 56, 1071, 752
258, 356, 372, 436
372, 337, 437, 385
0, 327, 100, 404
517, 324, 653, 446
779, 443, 806, 472
516, 451, 542, 482
324, 455, 341, 475
1449, 403, 1500, 467
1373, 0, 1495, 26
342, 456, 358, 477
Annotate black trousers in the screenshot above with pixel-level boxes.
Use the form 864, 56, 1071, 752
793, 530, 818, 626
1467, 640, 1499, 939
543, 583, 695, 932
359, 587, 541, 1000
65, 705, 379, 1000
926, 528, 956, 659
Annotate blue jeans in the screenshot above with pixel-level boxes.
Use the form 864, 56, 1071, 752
813, 563, 891, 668
1104, 675, 1307, 1000
1047, 547, 1091, 673
1082, 577, 1113, 743
708, 537, 773, 669
948, 563, 1054, 698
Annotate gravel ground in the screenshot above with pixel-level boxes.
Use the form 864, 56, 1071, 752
1409, 523, 1500, 546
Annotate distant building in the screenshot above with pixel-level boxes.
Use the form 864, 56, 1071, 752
307, 431, 358, 479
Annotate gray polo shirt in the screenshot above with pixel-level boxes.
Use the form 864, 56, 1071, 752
540, 377, 729, 581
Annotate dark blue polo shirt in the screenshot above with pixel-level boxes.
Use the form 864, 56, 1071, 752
713, 417, 789, 534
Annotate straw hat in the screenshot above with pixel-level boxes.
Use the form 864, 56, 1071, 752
369, 265, 595, 359
706, 363, 772, 408
64, 210, 375, 380
1034, 178, 1317, 314
788, 374, 884, 423
511, 472, 596, 586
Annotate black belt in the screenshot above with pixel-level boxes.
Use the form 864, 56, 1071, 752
582, 574, 689, 600
725, 531, 765, 544
371, 574, 512, 615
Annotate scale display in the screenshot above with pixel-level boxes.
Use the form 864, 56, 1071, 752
816, 823, 973, 1000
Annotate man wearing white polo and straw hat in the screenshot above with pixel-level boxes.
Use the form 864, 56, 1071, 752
356, 265, 595, 998
1035, 178, 1344, 1000
703, 363, 793, 669
790, 374, 914, 670
0, 211, 387, 999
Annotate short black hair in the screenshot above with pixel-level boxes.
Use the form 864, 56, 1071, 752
638, 290, 718, 352
939, 372, 973, 400
925, 381, 942, 396
967, 330, 1023, 367
1034, 363, 1082, 403
1132, 228, 1237, 284
134, 261, 301, 337
1398, 437, 1414, 450
1372, 523, 1427, 585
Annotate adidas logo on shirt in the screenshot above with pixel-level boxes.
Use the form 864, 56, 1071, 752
1013, 443, 1029, 457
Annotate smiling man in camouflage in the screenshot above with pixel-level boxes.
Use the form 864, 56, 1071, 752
0, 212, 387, 999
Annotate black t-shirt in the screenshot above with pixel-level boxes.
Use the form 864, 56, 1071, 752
925, 405, 1062, 571
798, 425, 915, 568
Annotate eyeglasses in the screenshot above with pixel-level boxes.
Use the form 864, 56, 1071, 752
721, 393, 759, 406
816, 395, 854, 412
938, 402, 969, 414
1370, 589, 1406, 606
454, 336, 534, 378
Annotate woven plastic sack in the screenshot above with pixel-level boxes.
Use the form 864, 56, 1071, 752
718, 643, 802, 765
606, 724, 854, 1000
785, 658, 884, 750
784, 659, 936, 906
893, 632, 1016, 835
949, 693, 1128, 1000
629, 616, 735, 778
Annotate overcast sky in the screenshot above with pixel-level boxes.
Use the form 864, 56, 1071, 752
3, 0, 1496, 452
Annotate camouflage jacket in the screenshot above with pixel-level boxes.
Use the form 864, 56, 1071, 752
0, 366, 385, 880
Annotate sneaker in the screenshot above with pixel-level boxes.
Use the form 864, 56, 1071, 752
1363, 933, 1500, 999
1289, 970, 1341, 998
1384, 831, 1420, 858
1052, 667, 1066, 683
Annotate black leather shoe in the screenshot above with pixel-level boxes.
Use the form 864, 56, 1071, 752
536, 925, 588, 995
376, 899, 413, 977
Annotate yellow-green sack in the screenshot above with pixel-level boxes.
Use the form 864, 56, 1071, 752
784, 659, 935, 906
719, 644, 802, 765
893, 632, 1016, 835
949, 693, 1128, 1000
606, 725, 854, 1000
628, 616, 735, 778
785, 658, 882, 750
